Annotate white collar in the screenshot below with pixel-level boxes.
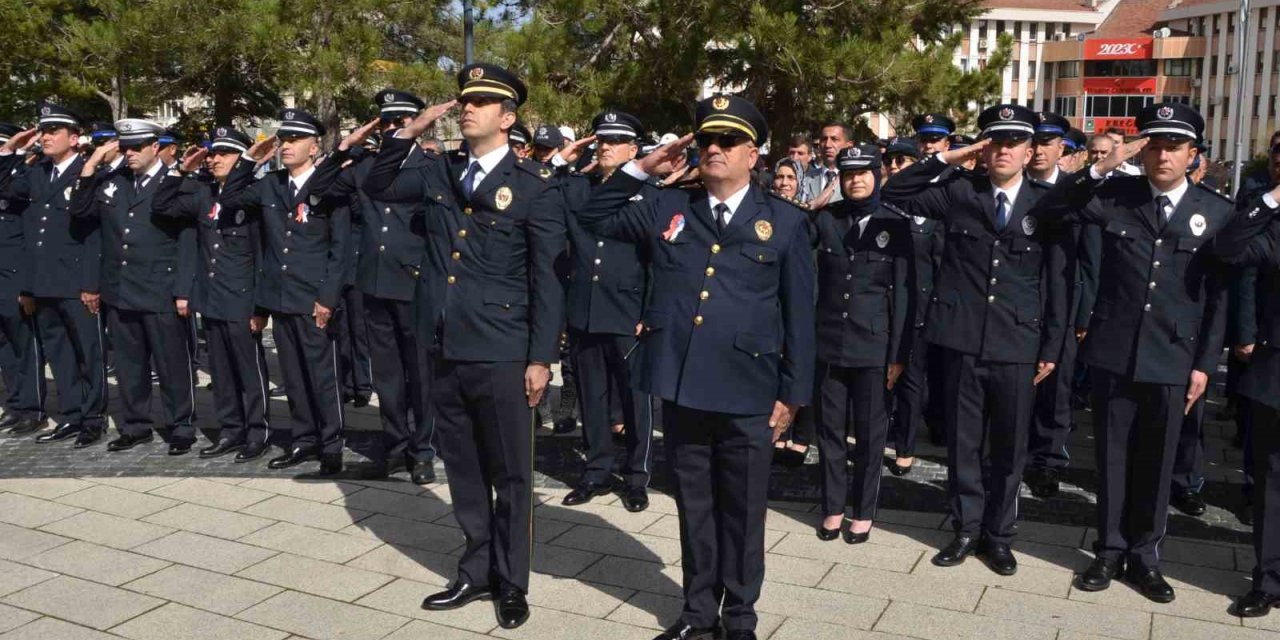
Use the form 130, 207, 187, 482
708, 182, 752, 218
1149, 178, 1190, 210
1035, 167, 1061, 185
465, 144, 510, 177
135, 159, 163, 182
289, 164, 317, 191
992, 175, 1024, 208
51, 153, 77, 177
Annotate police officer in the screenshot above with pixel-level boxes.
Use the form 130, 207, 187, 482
361, 64, 564, 630
913, 113, 954, 157
0, 103, 107, 447
1037, 103, 1233, 603
531, 124, 564, 164
153, 127, 273, 461
69, 119, 198, 454
882, 104, 1068, 576
217, 108, 352, 474
882, 137, 921, 179
556, 110, 656, 512
509, 120, 532, 158
577, 94, 816, 640
1060, 128, 1089, 174
0, 123, 47, 435
812, 145, 912, 544
327, 89, 436, 484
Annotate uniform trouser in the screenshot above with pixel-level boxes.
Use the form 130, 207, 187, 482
1090, 370, 1184, 567
893, 326, 930, 457
433, 356, 533, 593
271, 312, 344, 454
570, 330, 653, 488
34, 297, 106, 430
364, 295, 434, 465
337, 286, 373, 401
105, 307, 196, 439
940, 348, 1034, 545
0, 304, 46, 420
1028, 330, 1077, 471
1250, 401, 1280, 595
664, 401, 771, 633
205, 318, 270, 445
1171, 397, 1207, 495
817, 364, 889, 520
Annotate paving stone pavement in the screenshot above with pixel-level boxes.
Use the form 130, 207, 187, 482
0, 353, 1273, 638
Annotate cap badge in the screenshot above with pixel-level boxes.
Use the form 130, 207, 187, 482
1190, 213, 1207, 236
605, 113, 617, 123
119, 122, 132, 132
382, 93, 393, 104
849, 147, 862, 158
712, 96, 730, 111
216, 127, 227, 137
537, 127, 546, 135
469, 67, 484, 80
999, 107, 1014, 121
1157, 106, 1174, 120
495, 186, 513, 211
924, 115, 934, 123
41, 106, 51, 116
284, 110, 295, 120
754, 220, 773, 242
1022, 216, 1037, 236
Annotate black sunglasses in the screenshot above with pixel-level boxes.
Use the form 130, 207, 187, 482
695, 133, 750, 150
918, 134, 946, 144
887, 155, 915, 166
118, 142, 149, 152
597, 135, 636, 145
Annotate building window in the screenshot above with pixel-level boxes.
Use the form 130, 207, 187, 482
1212, 54, 1220, 72
1013, 64, 1020, 80
1028, 62, 1037, 80
1053, 96, 1077, 116
1161, 95, 1192, 105
1084, 60, 1158, 76
1165, 59, 1193, 76
1059, 61, 1079, 78
1085, 95, 1154, 118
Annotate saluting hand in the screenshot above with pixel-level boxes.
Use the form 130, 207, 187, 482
637, 133, 693, 176
937, 139, 989, 167
339, 118, 381, 152
525, 362, 551, 408
82, 140, 119, 176
399, 100, 459, 140
247, 136, 278, 165
2, 127, 39, 153
1092, 137, 1148, 177
768, 401, 798, 443
554, 135, 597, 166
1185, 369, 1208, 415
1033, 361, 1056, 385
180, 146, 207, 174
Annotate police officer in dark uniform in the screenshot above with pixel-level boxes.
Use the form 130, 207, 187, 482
811, 145, 912, 544
531, 124, 564, 164
556, 110, 656, 512
0, 103, 107, 447
217, 108, 352, 474
0, 123, 47, 435
1037, 103, 1233, 603
152, 126, 273, 461
913, 113, 954, 157
509, 120, 532, 158
69, 119, 198, 454
361, 64, 564, 630
577, 95, 816, 640
882, 104, 1068, 577
326, 89, 436, 484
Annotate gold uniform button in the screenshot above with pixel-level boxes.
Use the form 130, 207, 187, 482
458, 229, 467, 238
464, 207, 473, 215
711, 244, 721, 254
705, 267, 715, 276
693, 315, 704, 326
451, 251, 461, 260
699, 291, 709, 300
447, 275, 457, 284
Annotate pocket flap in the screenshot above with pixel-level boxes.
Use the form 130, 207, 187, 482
1011, 238, 1039, 253
741, 244, 777, 264
483, 285, 526, 308
1104, 220, 1135, 239
641, 309, 668, 331
1175, 318, 1201, 338
1017, 303, 1041, 324
1176, 237, 1203, 253
733, 332, 779, 357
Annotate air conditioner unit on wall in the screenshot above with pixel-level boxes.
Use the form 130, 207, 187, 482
1053, 33, 1066, 41
979, 39, 989, 49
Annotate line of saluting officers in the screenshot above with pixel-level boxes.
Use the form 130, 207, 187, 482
2, 62, 1280, 637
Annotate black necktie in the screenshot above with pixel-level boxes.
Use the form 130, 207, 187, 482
290, 181, 299, 201
995, 192, 1010, 231
1156, 195, 1173, 223
51, 168, 60, 183
135, 175, 149, 193
714, 203, 729, 233
462, 161, 480, 200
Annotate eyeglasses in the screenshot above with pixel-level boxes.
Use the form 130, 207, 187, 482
918, 135, 945, 144
887, 156, 915, 166
695, 133, 751, 150
118, 142, 148, 152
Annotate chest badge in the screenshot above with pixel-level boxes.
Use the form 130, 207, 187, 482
103, 182, 118, 199
755, 220, 773, 242
663, 213, 686, 242
1021, 216, 1037, 236
912, 215, 927, 226
875, 230, 890, 248
1189, 213, 1206, 237
309, 194, 321, 206
235, 209, 245, 224
63, 186, 73, 201
495, 186, 513, 211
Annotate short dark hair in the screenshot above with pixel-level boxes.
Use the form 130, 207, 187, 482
1269, 130, 1280, 147
500, 99, 518, 115
819, 123, 853, 142
786, 134, 811, 151
1103, 127, 1125, 136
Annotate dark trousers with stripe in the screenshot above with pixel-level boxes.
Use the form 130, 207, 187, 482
35, 297, 105, 430
1028, 331, 1077, 471
892, 327, 932, 457
570, 330, 653, 488
1250, 401, 1280, 595
1090, 370, 1184, 567
205, 318, 270, 445
337, 286, 373, 401
665, 401, 772, 633
0, 302, 46, 420
817, 363, 889, 520
433, 356, 532, 593
941, 348, 1034, 545
106, 307, 195, 439
364, 295, 434, 465
1171, 398, 1207, 495
271, 312, 344, 454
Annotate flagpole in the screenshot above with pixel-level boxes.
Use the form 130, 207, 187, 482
1231, 0, 1250, 194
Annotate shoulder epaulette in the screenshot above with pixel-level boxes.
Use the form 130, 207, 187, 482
515, 158, 553, 181
881, 201, 908, 218
1196, 181, 1233, 203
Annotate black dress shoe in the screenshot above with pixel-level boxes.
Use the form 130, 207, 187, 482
352, 394, 371, 408
978, 540, 1018, 576
622, 486, 649, 512
268, 447, 320, 469
725, 631, 756, 640
421, 582, 494, 611
495, 587, 529, 629
816, 525, 840, 541
1075, 556, 1123, 592
168, 438, 195, 456
411, 464, 437, 485
552, 417, 577, 434
319, 453, 343, 475
843, 527, 871, 545
780, 446, 808, 468
269, 385, 287, 398
932, 536, 979, 567
1233, 590, 1280, 617
1239, 498, 1255, 526
1124, 564, 1175, 603
1170, 490, 1206, 517
562, 482, 612, 506
35, 422, 80, 443
888, 460, 913, 477
8, 417, 46, 435
360, 457, 408, 480
235, 440, 268, 462
107, 432, 155, 452
199, 439, 244, 459
1026, 467, 1060, 499
653, 622, 720, 640
0, 413, 20, 429
73, 428, 102, 448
